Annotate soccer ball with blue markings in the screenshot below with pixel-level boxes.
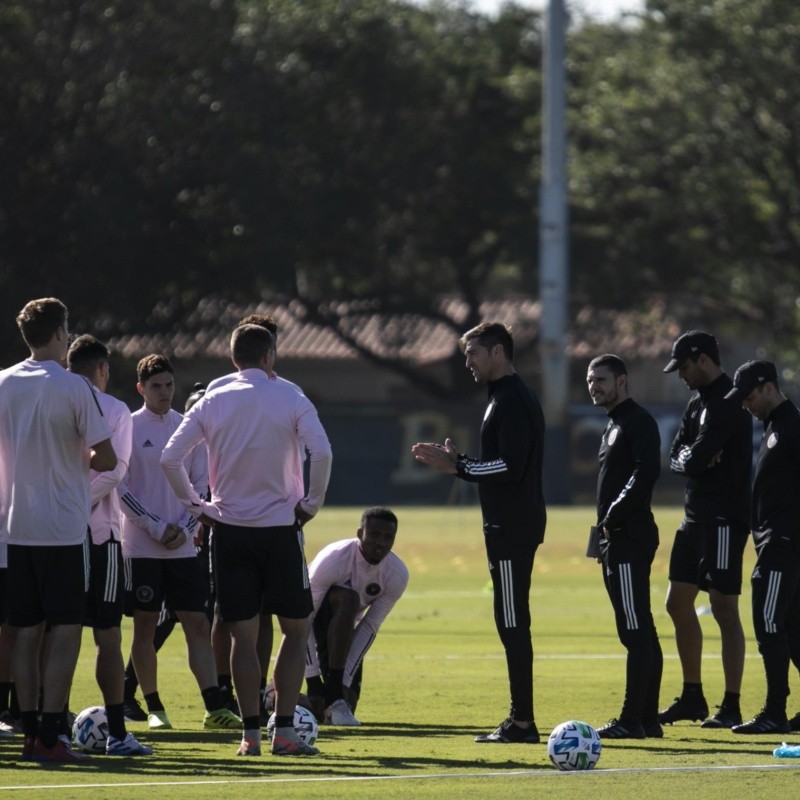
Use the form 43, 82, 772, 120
72, 706, 109, 753
266, 705, 319, 746
547, 720, 601, 770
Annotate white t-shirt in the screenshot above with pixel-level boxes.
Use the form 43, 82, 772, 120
88, 388, 133, 545
0, 358, 111, 546
305, 538, 409, 686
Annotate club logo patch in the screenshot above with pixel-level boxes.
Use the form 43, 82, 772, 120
366, 583, 381, 597
136, 586, 154, 603
607, 427, 619, 446
767, 432, 778, 449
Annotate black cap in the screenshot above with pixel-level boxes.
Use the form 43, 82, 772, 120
663, 330, 720, 373
185, 382, 206, 412
724, 360, 778, 401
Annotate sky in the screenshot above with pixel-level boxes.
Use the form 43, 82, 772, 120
424, 0, 646, 20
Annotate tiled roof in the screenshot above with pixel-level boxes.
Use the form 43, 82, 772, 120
107, 295, 680, 363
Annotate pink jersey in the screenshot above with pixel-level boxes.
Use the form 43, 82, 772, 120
304, 538, 409, 685
161, 368, 332, 527
88, 388, 132, 545
120, 406, 207, 559
0, 359, 111, 546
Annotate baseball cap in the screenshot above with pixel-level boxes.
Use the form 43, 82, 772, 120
724, 360, 778, 401
663, 331, 720, 373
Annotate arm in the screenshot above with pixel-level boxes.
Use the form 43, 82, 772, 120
671, 400, 742, 478
90, 438, 117, 473
602, 413, 661, 529
669, 403, 693, 474
294, 398, 333, 520
119, 479, 168, 541
90, 407, 132, 507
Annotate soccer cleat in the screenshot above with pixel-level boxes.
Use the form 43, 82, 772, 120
21, 735, 36, 761
324, 698, 361, 726
642, 720, 663, 738
106, 732, 154, 756
700, 706, 742, 729
597, 718, 646, 739
657, 695, 709, 725
731, 711, 789, 735
0, 718, 15, 737
271, 730, 320, 756
203, 707, 241, 730
147, 710, 173, 730
236, 737, 262, 756
474, 717, 540, 744
31, 736, 91, 763
789, 712, 800, 732
123, 697, 148, 723
0, 710, 22, 734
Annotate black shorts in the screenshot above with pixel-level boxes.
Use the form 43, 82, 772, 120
85, 539, 124, 629
7, 542, 87, 627
212, 522, 313, 623
669, 521, 748, 594
312, 589, 363, 700
0, 568, 7, 624
125, 556, 209, 614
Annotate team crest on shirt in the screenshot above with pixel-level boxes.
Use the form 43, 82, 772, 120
366, 583, 381, 597
607, 427, 619, 446
136, 586, 154, 603
699, 408, 707, 426
767, 432, 778, 449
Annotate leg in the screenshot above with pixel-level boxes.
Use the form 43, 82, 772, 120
12, 623, 45, 723
94, 626, 124, 706
176, 610, 216, 691
229, 615, 261, 719
273, 615, 312, 717
40, 624, 82, 713
257, 613, 273, 680
130, 610, 160, 696
709, 589, 745, 694
665, 580, 703, 683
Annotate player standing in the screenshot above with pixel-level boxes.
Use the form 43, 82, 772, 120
587, 354, 664, 738
161, 324, 332, 756
0, 298, 116, 763
660, 331, 752, 728
412, 322, 546, 744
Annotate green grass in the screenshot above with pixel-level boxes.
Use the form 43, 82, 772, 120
2, 506, 799, 798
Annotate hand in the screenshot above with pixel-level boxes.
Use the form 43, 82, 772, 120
161, 524, 187, 550
601, 526, 611, 541
198, 513, 216, 527
411, 437, 459, 475
295, 502, 315, 526
707, 450, 723, 467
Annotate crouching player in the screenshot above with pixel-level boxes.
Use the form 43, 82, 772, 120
305, 507, 408, 725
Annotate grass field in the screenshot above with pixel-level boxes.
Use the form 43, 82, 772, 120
2, 506, 799, 798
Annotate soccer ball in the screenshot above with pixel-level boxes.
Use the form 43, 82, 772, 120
547, 720, 601, 771
266, 705, 319, 746
72, 706, 109, 754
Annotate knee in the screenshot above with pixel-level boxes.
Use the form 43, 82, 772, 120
709, 594, 741, 627
328, 588, 360, 622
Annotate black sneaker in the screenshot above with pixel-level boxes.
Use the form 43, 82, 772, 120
474, 718, 540, 744
700, 705, 742, 729
731, 711, 789, 735
789, 712, 800, 732
123, 697, 148, 723
643, 719, 663, 738
597, 718, 645, 739
657, 695, 709, 725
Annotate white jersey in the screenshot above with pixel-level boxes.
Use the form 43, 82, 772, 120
161, 368, 332, 527
88, 388, 132, 545
120, 406, 207, 559
305, 538, 409, 687
0, 358, 111, 546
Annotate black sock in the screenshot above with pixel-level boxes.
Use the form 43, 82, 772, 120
106, 703, 126, 740
21, 710, 38, 738
124, 658, 139, 698
275, 715, 293, 728
325, 668, 344, 705
218, 674, 232, 692
259, 676, 267, 693
242, 715, 260, 731
683, 682, 703, 698
723, 692, 740, 710
9, 684, 19, 718
201, 685, 224, 712
0, 681, 11, 712
144, 692, 165, 713
39, 712, 61, 748
153, 617, 177, 652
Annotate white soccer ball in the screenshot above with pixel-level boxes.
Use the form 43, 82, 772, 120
266, 705, 319, 746
547, 720, 601, 771
72, 706, 109, 754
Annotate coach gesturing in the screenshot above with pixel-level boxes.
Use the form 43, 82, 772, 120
161, 324, 332, 757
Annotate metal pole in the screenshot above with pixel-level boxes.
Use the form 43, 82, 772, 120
538, 0, 570, 503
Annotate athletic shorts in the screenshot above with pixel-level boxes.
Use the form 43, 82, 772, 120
7, 542, 87, 627
0, 568, 7, 624
85, 538, 124, 629
669, 520, 748, 595
312, 588, 364, 701
125, 556, 209, 614
212, 522, 313, 623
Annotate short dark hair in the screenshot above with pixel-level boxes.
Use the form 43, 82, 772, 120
361, 506, 398, 529
67, 334, 109, 376
137, 353, 174, 384
16, 297, 68, 349
231, 324, 275, 367
458, 322, 514, 361
239, 313, 278, 342
588, 354, 627, 378
185, 382, 206, 412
